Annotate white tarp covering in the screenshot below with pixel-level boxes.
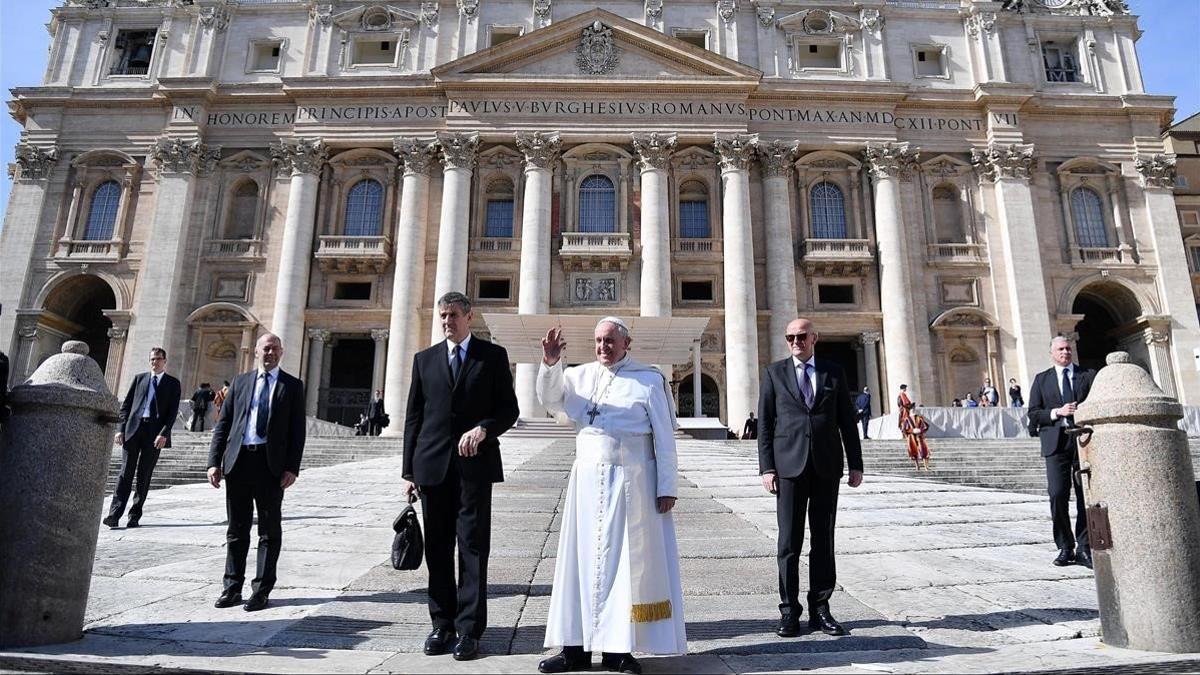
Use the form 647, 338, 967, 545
868, 406, 1200, 439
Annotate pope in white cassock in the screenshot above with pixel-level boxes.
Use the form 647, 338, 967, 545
534, 317, 686, 675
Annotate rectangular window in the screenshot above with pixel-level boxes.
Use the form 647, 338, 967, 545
797, 41, 841, 69
250, 40, 283, 72
817, 284, 855, 304
1042, 41, 1080, 83
333, 282, 372, 300
1180, 210, 1200, 226
110, 29, 157, 76
681, 280, 714, 302
679, 201, 710, 238
352, 37, 397, 66
478, 278, 512, 300
1190, 246, 1200, 273
1176, 175, 1191, 189
913, 45, 947, 78
673, 30, 708, 50
485, 199, 514, 237
489, 26, 523, 47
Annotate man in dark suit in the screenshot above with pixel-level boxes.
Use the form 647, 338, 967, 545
1027, 336, 1095, 569
103, 347, 181, 529
207, 332, 306, 612
402, 292, 519, 662
855, 386, 872, 439
367, 389, 386, 436
0, 349, 9, 426
758, 317, 864, 638
190, 382, 215, 431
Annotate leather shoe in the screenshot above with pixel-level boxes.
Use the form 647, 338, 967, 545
539, 648, 591, 673
601, 653, 641, 674
102, 515, 119, 529
423, 628, 456, 656
126, 518, 140, 528
1052, 549, 1074, 567
808, 605, 848, 636
452, 635, 479, 661
776, 614, 801, 638
213, 590, 242, 609
242, 593, 270, 612
1075, 549, 1094, 569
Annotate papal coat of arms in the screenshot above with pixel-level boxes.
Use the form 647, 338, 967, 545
577, 21, 619, 75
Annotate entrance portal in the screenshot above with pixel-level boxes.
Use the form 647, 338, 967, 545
678, 373, 720, 418
41, 275, 116, 372
818, 340, 861, 393
325, 336, 374, 426
1071, 281, 1143, 373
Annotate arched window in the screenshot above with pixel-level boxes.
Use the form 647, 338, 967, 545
810, 181, 847, 239
344, 179, 384, 236
484, 178, 515, 238
932, 184, 965, 243
578, 174, 616, 233
679, 180, 710, 238
225, 181, 259, 239
1071, 187, 1109, 248
82, 180, 121, 240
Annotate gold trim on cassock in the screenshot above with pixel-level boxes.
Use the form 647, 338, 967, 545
630, 600, 672, 623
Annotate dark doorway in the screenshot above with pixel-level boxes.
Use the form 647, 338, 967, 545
1072, 296, 1121, 372
818, 340, 860, 392
678, 373, 720, 418
325, 337, 374, 426
41, 275, 116, 372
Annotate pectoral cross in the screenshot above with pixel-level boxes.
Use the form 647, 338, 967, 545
586, 405, 600, 425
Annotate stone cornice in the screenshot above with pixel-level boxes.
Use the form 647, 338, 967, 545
864, 141, 919, 180
270, 138, 327, 177
631, 132, 677, 171
970, 142, 1035, 182
1134, 154, 1176, 191
714, 133, 758, 172
515, 131, 561, 170
393, 137, 439, 176
757, 139, 799, 178
436, 131, 480, 171
151, 136, 220, 176
8, 143, 60, 181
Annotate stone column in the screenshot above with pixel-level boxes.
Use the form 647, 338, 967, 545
1135, 155, 1200, 403
268, 138, 327, 373
370, 328, 389, 393
382, 138, 438, 436
122, 137, 220, 388
304, 329, 330, 416
714, 133, 760, 431
971, 143, 1054, 389
758, 140, 800, 361
0, 144, 58, 357
632, 132, 676, 318
864, 142, 922, 405
692, 341, 702, 417
860, 331, 882, 417
429, 132, 480, 344
514, 132, 561, 418
1141, 323, 1177, 400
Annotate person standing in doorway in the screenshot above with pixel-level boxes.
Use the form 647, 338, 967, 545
190, 382, 215, 432
368, 389, 387, 436
854, 386, 872, 439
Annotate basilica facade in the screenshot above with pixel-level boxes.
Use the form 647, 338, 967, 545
2, 0, 1196, 431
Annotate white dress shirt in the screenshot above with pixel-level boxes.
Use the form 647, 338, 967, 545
140, 372, 162, 418
791, 355, 817, 399
1050, 363, 1076, 424
241, 366, 280, 445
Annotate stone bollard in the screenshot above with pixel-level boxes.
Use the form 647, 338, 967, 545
0, 341, 119, 648
1073, 351, 1200, 653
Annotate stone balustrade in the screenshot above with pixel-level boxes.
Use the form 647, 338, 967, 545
205, 238, 263, 259
928, 242, 987, 263
56, 239, 121, 260
471, 237, 520, 252
672, 238, 722, 255
315, 235, 392, 273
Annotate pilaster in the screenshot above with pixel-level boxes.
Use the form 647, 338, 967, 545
0, 143, 59, 357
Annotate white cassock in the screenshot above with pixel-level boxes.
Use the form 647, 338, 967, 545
536, 355, 687, 655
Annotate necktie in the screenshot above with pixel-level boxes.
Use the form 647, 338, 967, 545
1061, 367, 1072, 403
255, 372, 271, 439
149, 375, 159, 417
798, 363, 814, 408
450, 345, 463, 382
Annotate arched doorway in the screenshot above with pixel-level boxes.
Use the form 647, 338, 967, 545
1071, 281, 1143, 372
678, 373, 720, 418
40, 274, 116, 371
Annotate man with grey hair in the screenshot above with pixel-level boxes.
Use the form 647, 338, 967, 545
1027, 336, 1096, 569
535, 317, 685, 674
402, 291, 519, 661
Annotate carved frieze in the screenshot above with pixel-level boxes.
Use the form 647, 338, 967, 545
757, 139, 799, 178
515, 131, 562, 169
971, 143, 1035, 182
577, 21, 619, 75
570, 274, 619, 305
1000, 0, 1128, 16
436, 132, 481, 170
270, 138, 328, 176
151, 137, 221, 176
9, 143, 59, 181
393, 137, 439, 176
632, 132, 677, 171
1134, 154, 1177, 191
965, 12, 996, 37
864, 142, 919, 180
714, 133, 758, 172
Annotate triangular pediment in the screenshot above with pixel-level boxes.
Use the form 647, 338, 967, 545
433, 9, 761, 82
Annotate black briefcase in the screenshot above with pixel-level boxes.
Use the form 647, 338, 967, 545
391, 493, 424, 571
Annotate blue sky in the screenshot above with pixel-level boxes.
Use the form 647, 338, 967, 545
1, 0, 1198, 220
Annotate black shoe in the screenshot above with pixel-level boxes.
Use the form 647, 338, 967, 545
808, 605, 848, 636
451, 635, 479, 661
601, 653, 641, 674
213, 590, 242, 609
243, 593, 270, 612
776, 613, 801, 638
539, 648, 591, 673
102, 515, 119, 529
1053, 549, 1074, 567
126, 518, 140, 528
423, 628, 456, 656
1075, 549, 1094, 569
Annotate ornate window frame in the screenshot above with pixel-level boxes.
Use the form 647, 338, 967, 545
911, 42, 950, 80
472, 145, 525, 253
777, 8, 862, 77
561, 143, 631, 235
56, 150, 142, 261
1055, 157, 1133, 266
670, 146, 722, 256
794, 150, 864, 240
245, 37, 288, 74
324, 149, 398, 237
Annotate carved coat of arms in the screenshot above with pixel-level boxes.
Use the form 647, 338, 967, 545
577, 21, 619, 75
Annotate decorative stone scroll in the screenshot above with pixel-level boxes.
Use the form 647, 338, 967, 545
199, 2, 234, 31
1000, 0, 1128, 16
970, 143, 1035, 182
713, 133, 759, 172
860, 8, 883, 33
757, 139, 799, 178
270, 138, 328, 176
534, 0, 552, 25
151, 137, 221, 176
717, 0, 736, 24
577, 21, 619, 75
310, 3, 333, 26
393, 137, 439, 176
864, 141, 919, 180
515, 131, 562, 169
436, 132, 480, 170
965, 12, 996, 36
631, 132, 677, 171
307, 328, 332, 344
1134, 154, 1177, 191
9, 143, 59, 181
420, 2, 439, 27
457, 0, 478, 19
755, 5, 775, 28
645, 0, 663, 24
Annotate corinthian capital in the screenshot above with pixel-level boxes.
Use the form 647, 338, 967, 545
631, 132, 677, 171
970, 143, 1035, 182
1134, 154, 1177, 191
307, 328, 332, 343
9, 142, 59, 180
864, 142, 919, 180
515, 131, 561, 170
151, 136, 221, 176
714, 133, 758, 172
436, 132, 481, 171
270, 138, 328, 176
392, 137, 438, 176
757, 139, 799, 178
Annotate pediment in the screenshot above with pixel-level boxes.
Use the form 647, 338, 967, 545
433, 9, 761, 82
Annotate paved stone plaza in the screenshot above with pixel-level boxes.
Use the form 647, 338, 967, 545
2, 438, 1198, 674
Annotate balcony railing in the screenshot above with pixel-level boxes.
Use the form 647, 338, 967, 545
672, 238, 722, 255
206, 238, 263, 259
56, 239, 121, 260
559, 232, 632, 271
471, 237, 519, 253
928, 242, 987, 263
800, 238, 873, 275
1045, 67, 1079, 83
316, 235, 392, 273
1076, 246, 1125, 265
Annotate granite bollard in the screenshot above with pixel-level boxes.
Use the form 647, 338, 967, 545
0, 341, 119, 648
1074, 351, 1200, 653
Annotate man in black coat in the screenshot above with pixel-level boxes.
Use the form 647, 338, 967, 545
1027, 336, 1095, 569
402, 292, 519, 662
190, 382, 215, 432
367, 389, 386, 436
207, 333, 306, 612
758, 317, 864, 638
854, 386, 872, 439
103, 347, 181, 529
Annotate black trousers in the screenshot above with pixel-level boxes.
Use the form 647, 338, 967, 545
369, 421, 383, 436
420, 459, 493, 638
190, 409, 207, 432
859, 412, 870, 439
108, 423, 162, 521
776, 459, 841, 615
1046, 442, 1089, 553
223, 449, 284, 596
